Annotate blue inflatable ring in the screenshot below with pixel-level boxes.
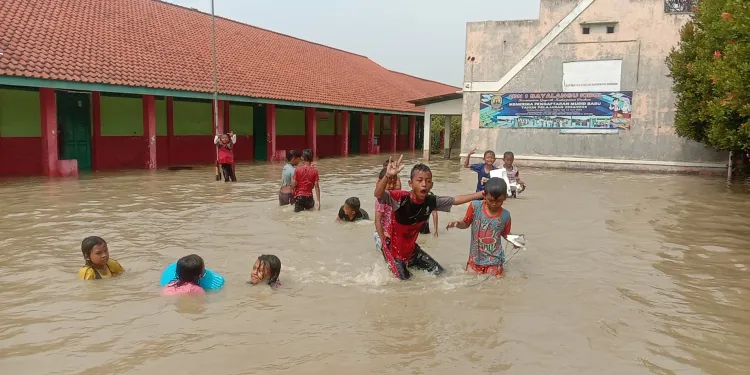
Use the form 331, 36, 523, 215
159, 262, 225, 291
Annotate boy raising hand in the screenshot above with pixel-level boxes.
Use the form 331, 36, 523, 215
374, 155, 483, 280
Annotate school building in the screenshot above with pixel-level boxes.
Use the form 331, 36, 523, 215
0, 0, 457, 177
418, 0, 726, 173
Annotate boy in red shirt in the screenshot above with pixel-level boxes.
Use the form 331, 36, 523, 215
374, 155, 483, 280
292, 149, 320, 212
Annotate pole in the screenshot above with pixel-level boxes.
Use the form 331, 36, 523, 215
211, 0, 220, 181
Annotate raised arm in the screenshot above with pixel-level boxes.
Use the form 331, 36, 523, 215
374, 155, 404, 199
214, 135, 220, 145
229, 132, 237, 144
463, 148, 476, 168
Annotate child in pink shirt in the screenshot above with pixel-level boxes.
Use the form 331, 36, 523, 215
162, 254, 206, 296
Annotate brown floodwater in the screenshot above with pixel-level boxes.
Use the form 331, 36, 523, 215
1, 153, 749, 375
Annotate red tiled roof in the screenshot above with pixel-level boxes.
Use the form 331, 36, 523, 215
0, 0, 458, 113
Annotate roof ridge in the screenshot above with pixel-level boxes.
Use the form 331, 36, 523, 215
387, 69, 460, 89
152, 0, 370, 59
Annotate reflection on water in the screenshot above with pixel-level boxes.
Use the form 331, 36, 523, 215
1, 154, 749, 374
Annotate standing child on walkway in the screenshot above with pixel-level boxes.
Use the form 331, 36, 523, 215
375, 156, 483, 280
446, 177, 516, 276
279, 149, 301, 205
464, 148, 496, 192
214, 132, 237, 182
292, 149, 320, 212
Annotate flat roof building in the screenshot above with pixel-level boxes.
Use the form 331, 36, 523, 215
452, 0, 725, 173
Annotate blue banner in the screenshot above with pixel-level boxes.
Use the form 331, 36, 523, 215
479, 91, 633, 130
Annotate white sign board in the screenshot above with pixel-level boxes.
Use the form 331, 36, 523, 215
562, 60, 622, 92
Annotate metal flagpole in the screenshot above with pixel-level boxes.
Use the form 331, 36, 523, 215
211, 0, 220, 180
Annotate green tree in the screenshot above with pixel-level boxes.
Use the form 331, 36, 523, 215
666, 0, 750, 152
429, 115, 461, 155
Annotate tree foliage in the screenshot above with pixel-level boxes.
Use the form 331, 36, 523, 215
666, 0, 750, 151
429, 115, 461, 154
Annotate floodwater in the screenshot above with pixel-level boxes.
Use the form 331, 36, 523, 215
1, 154, 749, 375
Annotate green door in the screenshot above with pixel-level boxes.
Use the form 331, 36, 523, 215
57, 91, 92, 170
253, 104, 267, 161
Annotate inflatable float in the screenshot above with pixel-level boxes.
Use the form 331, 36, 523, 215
159, 262, 225, 291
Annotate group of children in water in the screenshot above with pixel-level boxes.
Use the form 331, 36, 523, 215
77, 235, 281, 294
79, 134, 526, 290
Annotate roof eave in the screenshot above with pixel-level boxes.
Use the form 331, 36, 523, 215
0, 75, 426, 116
407, 92, 463, 107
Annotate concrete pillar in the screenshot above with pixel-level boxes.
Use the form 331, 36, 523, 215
390, 115, 398, 153
367, 112, 375, 154
333, 110, 339, 155
39, 88, 59, 177
91, 92, 102, 171
443, 115, 451, 159
142, 95, 157, 169
341, 110, 349, 157
266, 104, 276, 161
305, 107, 317, 157
409, 115, 416, 152
422, 111, 432, 160
166, 97, 174, 166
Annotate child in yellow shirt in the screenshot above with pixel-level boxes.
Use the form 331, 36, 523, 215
77, 236, 125, 280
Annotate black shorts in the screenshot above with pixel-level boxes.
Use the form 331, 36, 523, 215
381, 239, 445, 280
294, 196, 315, 212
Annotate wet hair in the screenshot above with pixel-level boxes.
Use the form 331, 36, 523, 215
174, 254, 205, 288
382, 159, 392, 167
257, 254, 281, 286
344, 197, 360, 211
484, 150, 496, 158
410, 163, 432, 179
302, 149, 314, 162
286, 149, 301, 162
503, 151, 514, 159
484, 177, 508, 199
379, 167, 387, 180
81, 236, 106, 266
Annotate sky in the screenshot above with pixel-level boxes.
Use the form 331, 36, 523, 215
165, 0, 540, 86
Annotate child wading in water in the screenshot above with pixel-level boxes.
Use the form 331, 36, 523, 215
446, 177, 517, 276
162, 254, 206, 295
292, 149, 320, 212
464, 148, 496, 192
375, 155, 483, 280
337, 197, 370, 222
502, 151, 526, 196
279, 149, 301, 205
250, 254, 281, 287
214, 132, 237, 182
78, 236, 125, 280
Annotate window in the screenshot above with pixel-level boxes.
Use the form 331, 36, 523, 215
582, 26, 590, 35
606, 26, 615, 34
664, 0, 697, 13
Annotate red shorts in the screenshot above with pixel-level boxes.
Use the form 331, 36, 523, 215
467, 258, 504, 276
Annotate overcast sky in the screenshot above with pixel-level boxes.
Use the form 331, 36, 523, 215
165, 0, 540, 86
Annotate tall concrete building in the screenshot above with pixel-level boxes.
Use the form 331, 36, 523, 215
459, 0, 725, 172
